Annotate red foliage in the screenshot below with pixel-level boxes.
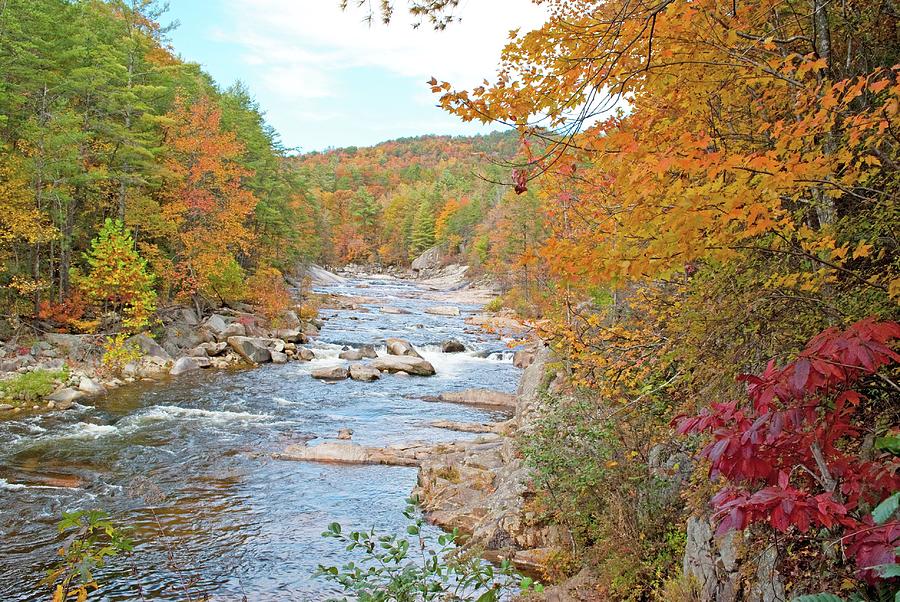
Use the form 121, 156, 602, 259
36, 291, 88, 332
677, 318, 900, 581
512, 168, 528, 195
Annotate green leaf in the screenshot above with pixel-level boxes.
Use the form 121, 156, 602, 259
792, 595, 844, 602
475, 590, 498, 602
875, 434, 900, 455
874, 563, 900, 578
872, 492, 900, 525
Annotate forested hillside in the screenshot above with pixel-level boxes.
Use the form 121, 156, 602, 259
291, 131, 545, 282
0, 0, 322, 334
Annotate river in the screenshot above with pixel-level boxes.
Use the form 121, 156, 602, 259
0, 275, 520, 600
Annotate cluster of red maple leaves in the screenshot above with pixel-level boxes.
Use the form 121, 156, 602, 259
677, 318, 900, 581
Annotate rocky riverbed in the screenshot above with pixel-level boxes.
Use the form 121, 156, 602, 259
0, 265, 542, 600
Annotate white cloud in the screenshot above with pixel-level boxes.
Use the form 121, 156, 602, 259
220, 0, 547, 101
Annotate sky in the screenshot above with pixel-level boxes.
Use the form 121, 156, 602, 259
164, 0, 548, 153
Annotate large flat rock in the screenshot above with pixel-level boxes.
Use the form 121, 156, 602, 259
371, 355, 435, 376
437, 388, 516, 408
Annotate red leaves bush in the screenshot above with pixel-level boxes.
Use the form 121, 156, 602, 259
677, 318, 900, 581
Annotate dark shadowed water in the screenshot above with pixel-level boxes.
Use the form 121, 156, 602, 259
0, 276, 520, 600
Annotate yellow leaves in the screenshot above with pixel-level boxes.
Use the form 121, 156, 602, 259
889, 278, 900, 302
830, 244, 850, 262
852, 241, 873, 259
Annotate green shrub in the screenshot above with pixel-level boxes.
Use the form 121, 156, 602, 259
316, 497, 541, 601
519, 387, 685, 599
483, 297, 503, 312
0, 367, 69, 403
41, 509, 132, 601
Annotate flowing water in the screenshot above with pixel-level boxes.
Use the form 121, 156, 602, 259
0, 276, 520, 600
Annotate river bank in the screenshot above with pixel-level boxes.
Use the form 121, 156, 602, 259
0, 261, 513, 417
0, 266, 538, 600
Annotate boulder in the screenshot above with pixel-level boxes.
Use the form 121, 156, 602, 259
381, 306, 411, 315
265, 338, 286, 353
296, 347, 315, 361
428, 420, 496, 434
306, 264, 347, 286
279, 442, 370, 464
44, 333, 96, 363
301, 322, 320, 338
170, 356, 206, 376
204, 314, 229, 336
272, 329, 306, 344
280, 310, 301, 328
0, 403, 14, 412
441, 339, 466, 353
371, 355, 435, 376
271, 351, 288, 364
513, 348, 536, 369
77, 377, 106, 396
275, 441, 420, 466
359, 344, 378, 359
311, 366, 349, 381
179, 307, 199, 326
122, 356, 170, 378
47, 387, 86, 404
200, 341, 228, 357
411, 246, 443, 272
227, 337, 272, 364
349, 364, 381, 382
438, 389, 516, 408
425, 306, 460, 317
385, 338, 422, 358
126, 333, 172, 362
186, 346, 208, 358
339, 348, 364, 361
220, 322, 247, 340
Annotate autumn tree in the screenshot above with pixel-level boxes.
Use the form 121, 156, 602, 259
160, 96, 258, 306
75, 218, 156, 332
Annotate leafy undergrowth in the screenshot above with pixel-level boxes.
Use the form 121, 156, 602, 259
0, 367, 69, 405
519, 385, 688, 600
